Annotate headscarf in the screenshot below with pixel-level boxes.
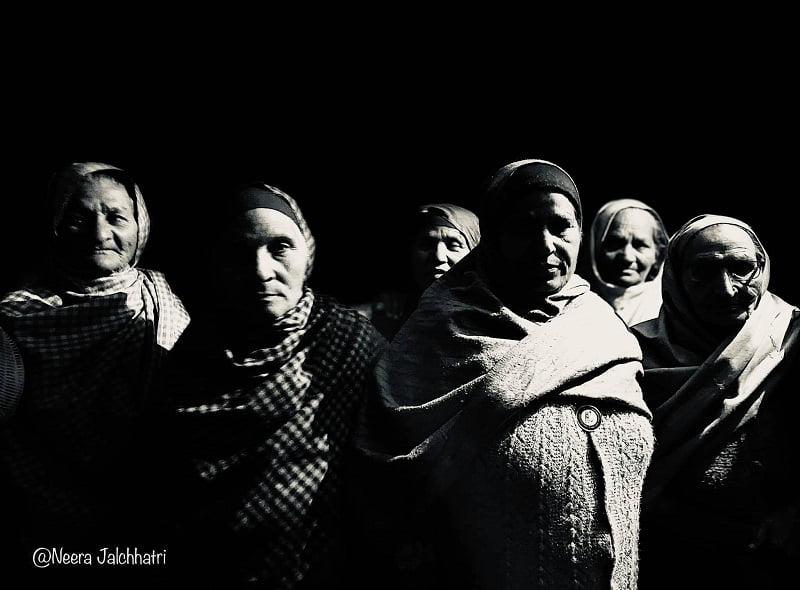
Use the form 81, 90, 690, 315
588, 198, 669, 325
652, 214, 771, 360
415, 203, 481, 249
49, 161, 150, 269
631, 214, 800, 502
225, 182, 316, 282
478, 158, 581, 232
163, 183, 384, 588
0, 161, 190, 533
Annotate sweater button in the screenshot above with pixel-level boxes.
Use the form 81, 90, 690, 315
576, 405, 601, 431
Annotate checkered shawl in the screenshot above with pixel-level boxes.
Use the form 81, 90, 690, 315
0, 267, 190, 528
0, 326, 24, 420
165, 288, 384, 588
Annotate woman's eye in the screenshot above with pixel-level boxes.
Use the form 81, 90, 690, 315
60, 215, 85, 231
415, 238, 436, 251
602, 237, 625, 251
447, 240, 466, 251
686, 263, 712, 281
270, 241, 292, 255
552, 221, 573, 235
728, 261, 757, 278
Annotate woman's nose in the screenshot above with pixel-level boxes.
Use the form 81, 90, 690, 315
532, 230, 556, 255
92, 217, 113, 241
254, 248, 278, 281
433, 242, 449, 262
712, 270, 738, 297
621, 243, 637, 262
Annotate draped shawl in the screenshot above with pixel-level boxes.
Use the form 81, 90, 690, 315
357, 251, 651, 500
0, 161, 190, 534
0, 326, 24, 420
354, 250, 654, 588
356, 159, 657, 588
163, 290, 384, 587
631, 214, 800, 503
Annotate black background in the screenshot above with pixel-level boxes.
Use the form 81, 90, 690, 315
3, 40, 797, 313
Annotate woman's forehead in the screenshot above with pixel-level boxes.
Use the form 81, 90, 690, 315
416, 224, 465, 238
228, 208, 303, 237
686, 224, 756, 257
610, 208, 658, 232
72, 177, 133, 203
504, 191, 579, 219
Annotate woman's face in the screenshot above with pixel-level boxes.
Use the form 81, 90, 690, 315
56, 176, 138, 278
596, 208, 660, 287
411, 224, 470, 289
494, 191, 581, 295
680, 224, 764, 331
222, 208, 309, 323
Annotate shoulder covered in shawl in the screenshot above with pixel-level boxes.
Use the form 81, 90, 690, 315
161, 291, 386, 404
0, 325, 24, 420
0, 267, 189, 351
378, 260, 647, 412
357, 256, 650, 488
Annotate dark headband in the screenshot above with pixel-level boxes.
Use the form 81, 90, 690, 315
416, 210, 461, 233
231, 185, 300, 226
501, 163, 582, 227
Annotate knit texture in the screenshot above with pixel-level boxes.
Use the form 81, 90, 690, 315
444, 402, 653, 590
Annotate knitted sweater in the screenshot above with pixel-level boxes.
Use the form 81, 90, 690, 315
441, 402, 654, 590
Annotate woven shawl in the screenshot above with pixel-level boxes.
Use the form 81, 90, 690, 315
164, 290, 384, 588
357, 252, 651, 500
631, 214, 800, 504
0, 268, 190, 523
0, 326, 24, 420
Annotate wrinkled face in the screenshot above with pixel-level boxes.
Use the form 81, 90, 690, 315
222, 208, 309, 323
56, 176, 139, 278
411, 225, 470, 289
681, 224, 764, 331
495, 191, 581, 295
597, 208, 660, 287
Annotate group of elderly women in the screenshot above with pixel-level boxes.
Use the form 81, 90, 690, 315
0, 159, 796, 589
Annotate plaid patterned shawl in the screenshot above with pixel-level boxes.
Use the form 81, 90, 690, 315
0, 267, 190, 534
0, 160, 190, 541
163, 289, 384, 588
0, 326, 24, 420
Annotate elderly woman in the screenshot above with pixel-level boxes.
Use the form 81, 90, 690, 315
631, 214, 800, 590
158, 182, 385, 588
356, 202, 480, 339
409, 202, 481, 289
0, 162, 190, 574
586, 198, 669, 325
355, 159, 655, 590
